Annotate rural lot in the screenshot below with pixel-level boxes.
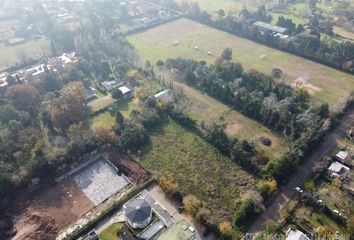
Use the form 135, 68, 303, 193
128, 18, 354, 105
135, 120, 257, 223
166, 72, 289, 161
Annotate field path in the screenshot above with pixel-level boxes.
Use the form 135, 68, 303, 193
248, 107, 354, 237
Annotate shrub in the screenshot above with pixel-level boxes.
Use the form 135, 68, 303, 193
183, 195, 201, 216
159, 175, 178, 195
219, 221, 232, 238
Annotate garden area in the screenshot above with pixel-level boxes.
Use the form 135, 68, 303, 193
98, 223, 123, 240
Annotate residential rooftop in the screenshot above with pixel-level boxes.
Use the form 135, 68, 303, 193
253, 21, 288, 34
285, 228, 310, 240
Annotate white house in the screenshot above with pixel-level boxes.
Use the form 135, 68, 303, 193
58, 52, 78, 67
101, 80, 123, 91
118, 86, 132, 99
328, 161, 350, 177
154, 89, 173, 103
285, 228, 310, 240
336, 150, 349, 162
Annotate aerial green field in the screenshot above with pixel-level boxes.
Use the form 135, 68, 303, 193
128, 18, 354, 106
92, 112, 115, 127
135, 120, 257, 222
170, 77, 289, 160
88, 94, 115, 112
0, 37, 50, 69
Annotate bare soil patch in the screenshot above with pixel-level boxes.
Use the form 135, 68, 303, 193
1, 179, 93, 240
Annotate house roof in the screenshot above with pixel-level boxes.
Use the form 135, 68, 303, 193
154, 89, 171, 99
328, 161, 350, 177
253, 21, 288, 34
286, 228, 310, 240
118, 86, 131, 95
125, 199, 152, 224
336, 150, 349, 160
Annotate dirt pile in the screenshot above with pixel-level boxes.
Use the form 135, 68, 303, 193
106, 147, 150, 184
8, 209, 58, 240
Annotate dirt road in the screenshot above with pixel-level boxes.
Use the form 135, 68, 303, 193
248, 108, 354, 237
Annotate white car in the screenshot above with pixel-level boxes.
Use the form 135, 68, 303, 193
295, 187, 303, 193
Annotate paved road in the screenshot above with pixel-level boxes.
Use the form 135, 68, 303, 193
248, 108, 354, 237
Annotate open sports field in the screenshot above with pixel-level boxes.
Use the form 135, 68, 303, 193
0, 37, 50, 69
136, 120, 257, 222
128, 18, 354, 105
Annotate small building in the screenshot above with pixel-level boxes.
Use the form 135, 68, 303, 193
253, 21, 289, 34
84, 86, 96, 100
101, 80, 123, 91
118, 86, 132, 99
328, 161, 350, 177
58, 52, 78, 67
25, 64, 50, 77
0, 73, 8, 88
125, 198, 152, 229
285, 228, 310, 240
156, 220, 196, 240
7, 37, 26, 46
154, 89, 173, 103
336, 150, 349, 162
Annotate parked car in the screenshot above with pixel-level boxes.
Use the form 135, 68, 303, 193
295, 187, 303, 193
177, 206, 184, 213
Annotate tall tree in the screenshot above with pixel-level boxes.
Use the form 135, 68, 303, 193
5, 84, 41, 114
49, 82, 87, 131
221, 48, 233, 61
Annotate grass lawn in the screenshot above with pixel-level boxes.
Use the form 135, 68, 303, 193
293, 205, 349, 235
271, 13, 307, 25
92, 112, 115, 127
317, 183, 354, 216
135, 120, 258, 222
91, 99, 139, 126
169, 76, 289, 161
0, 37, 50, 69
128, 18, 354, 106
333, 26, 354, 41
98, 223, 123, 240
88, 94, 115, 113
115, 99, 140, 118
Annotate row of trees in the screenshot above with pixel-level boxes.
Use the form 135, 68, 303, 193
165, 56, 326, 140
187, 6, 354, 73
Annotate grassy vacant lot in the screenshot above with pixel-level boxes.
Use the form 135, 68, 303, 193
91, 99, 139, 126
333, 26, 354, 41
0, 37, 50, 69
98, 223, 123, 240
171, 78, 289, 160
135, 120, 257, 222
88, 94, 115, 112
92, 112, 115, 127
128, 18, 354, 105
